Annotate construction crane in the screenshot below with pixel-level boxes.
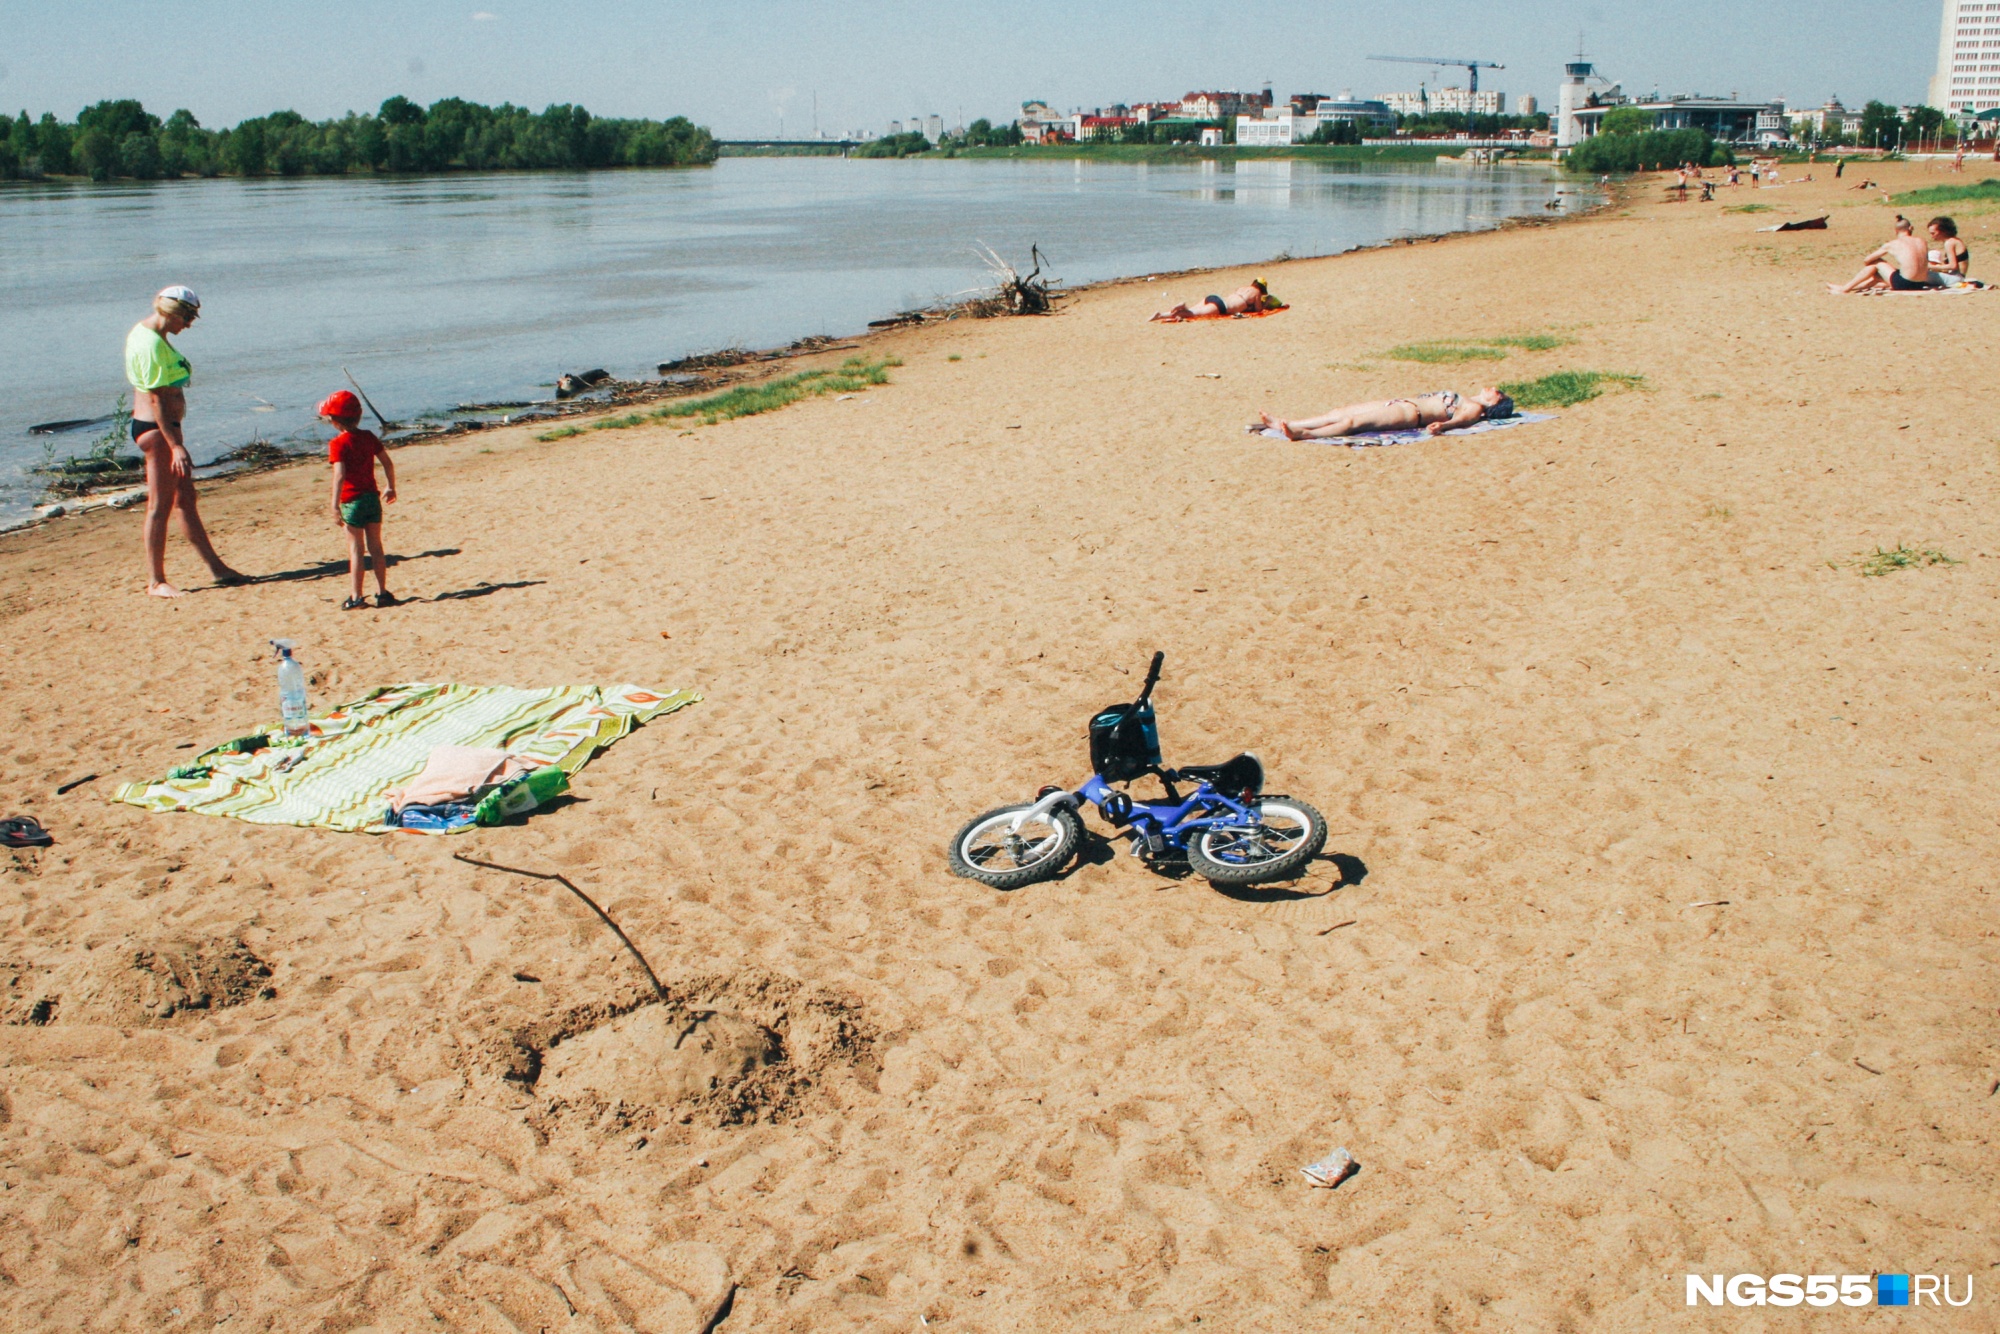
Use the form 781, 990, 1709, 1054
1367, 54, 1505, 97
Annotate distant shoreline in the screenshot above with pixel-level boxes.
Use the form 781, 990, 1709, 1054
720, 142, 1548, 164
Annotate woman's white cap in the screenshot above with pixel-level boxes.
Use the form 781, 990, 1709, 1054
156, 285, 201, 309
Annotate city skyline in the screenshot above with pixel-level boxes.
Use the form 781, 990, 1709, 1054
0, 0, 1948, 138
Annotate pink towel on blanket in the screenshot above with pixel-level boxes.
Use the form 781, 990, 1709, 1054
385, 745, 534, 812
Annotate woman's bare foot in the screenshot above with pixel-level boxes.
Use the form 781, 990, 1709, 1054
148, 582, 185, 599
1255, 411, 1299, 438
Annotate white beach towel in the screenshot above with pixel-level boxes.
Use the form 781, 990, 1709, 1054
1246, 411, 1553, 449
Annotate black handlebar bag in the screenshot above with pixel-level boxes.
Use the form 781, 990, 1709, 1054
1089, 698, 1162, 783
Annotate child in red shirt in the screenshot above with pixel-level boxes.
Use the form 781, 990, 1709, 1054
319, 391, 399, 609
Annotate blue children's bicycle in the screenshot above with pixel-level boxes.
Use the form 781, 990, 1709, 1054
948, 652, 1328, 890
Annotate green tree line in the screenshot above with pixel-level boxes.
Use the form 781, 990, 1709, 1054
1818, 100, 1948, 150
0, 96, 717, 181
1566, 126, 1733, 173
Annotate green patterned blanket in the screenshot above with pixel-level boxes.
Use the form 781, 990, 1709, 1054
113, 682, 700, 833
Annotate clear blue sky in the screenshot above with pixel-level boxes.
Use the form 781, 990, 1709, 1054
0, 0, 1943, 135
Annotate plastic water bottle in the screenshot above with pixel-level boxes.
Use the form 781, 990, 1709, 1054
271, 639, 308, 737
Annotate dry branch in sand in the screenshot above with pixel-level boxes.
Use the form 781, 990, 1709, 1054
964, 243, 1060, 317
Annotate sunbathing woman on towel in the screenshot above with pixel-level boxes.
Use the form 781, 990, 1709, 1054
1151, 278, 1284, 322
1256, 386, 1516, 440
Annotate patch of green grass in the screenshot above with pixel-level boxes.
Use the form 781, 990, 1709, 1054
1496, 370, 1647, 409
1385, 332, 1573, 363
1704, 504, 1733, 519
1724, 203, 1773, 213
537, 357, 900, 441
947, 354, 962, 362
1838, 544, 1961, 577
1891, 179, 2000, 207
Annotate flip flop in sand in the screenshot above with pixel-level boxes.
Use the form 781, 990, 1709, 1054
1, 816, 54, 849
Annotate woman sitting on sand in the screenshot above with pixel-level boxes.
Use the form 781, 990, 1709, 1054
1151, 278, 1284, 322
1256, 386, 1516, 440
1927, 215, 1971, 286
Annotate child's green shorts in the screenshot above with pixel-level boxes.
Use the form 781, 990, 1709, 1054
340, 493, 383, 527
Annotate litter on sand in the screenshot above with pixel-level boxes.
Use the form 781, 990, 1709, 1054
1301, 1146, 1358, 1189
1247, 412, 1552, 449
114, 682, 700, 833
1756, 215, 1830, 232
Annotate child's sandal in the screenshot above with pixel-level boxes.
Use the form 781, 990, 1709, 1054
375, 591, 400, 608
341, 596, 368, 611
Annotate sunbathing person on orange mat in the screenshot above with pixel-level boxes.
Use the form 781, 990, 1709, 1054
1256, 386, 1516, 439
1151, 278, 1285, 321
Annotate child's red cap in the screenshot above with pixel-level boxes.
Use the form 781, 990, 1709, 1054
317, 390, 362, 420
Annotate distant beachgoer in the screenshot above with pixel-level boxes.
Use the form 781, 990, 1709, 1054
1151, 279, 1285, 322
1834, 158, 1845, 178
1927, 216, 1970, 285
320, 390, 399, 609
1728, 165, 1742, 186
1255, 386, 1516, 440
127, 286, 245, 598
1828, 215, 1930, 293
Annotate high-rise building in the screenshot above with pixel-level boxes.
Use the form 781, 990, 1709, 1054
1932, 0, 2000, 113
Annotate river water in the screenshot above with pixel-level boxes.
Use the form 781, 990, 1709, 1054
1, 156, 1593, 527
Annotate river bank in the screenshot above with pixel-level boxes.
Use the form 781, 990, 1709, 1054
3, 156, 1594, 529
2, 160, 1996, 1331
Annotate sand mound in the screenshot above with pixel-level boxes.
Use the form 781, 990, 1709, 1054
510, 970, 877, 1129
3, 936, 273, 1027
542, 1006, 784, 1116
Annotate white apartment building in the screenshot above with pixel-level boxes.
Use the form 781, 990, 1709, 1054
1383, 86, 1506, 117
1932, 0, 2000, 112
1235, 112, 1312, 145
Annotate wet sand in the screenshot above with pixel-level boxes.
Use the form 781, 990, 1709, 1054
2, 160, 1997, 1331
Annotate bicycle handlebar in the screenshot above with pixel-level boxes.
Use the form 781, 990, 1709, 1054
1136, 651, 1164, 704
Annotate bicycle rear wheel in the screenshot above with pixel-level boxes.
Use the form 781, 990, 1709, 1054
1186, 798, 1327, 885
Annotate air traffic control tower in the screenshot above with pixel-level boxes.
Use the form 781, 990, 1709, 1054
1558, 59, 1596, 148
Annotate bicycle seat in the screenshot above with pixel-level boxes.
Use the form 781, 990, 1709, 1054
1175, 753, 1263, 797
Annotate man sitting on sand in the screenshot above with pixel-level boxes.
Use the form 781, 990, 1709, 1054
1151, 279, 1284, 322
1829, 215, 1930, 294
1256, 386, 1515, 440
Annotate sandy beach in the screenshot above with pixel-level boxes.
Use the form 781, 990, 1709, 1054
3, 159, 1997, 1331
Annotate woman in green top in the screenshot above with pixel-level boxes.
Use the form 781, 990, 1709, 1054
127, 285, 244, 596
